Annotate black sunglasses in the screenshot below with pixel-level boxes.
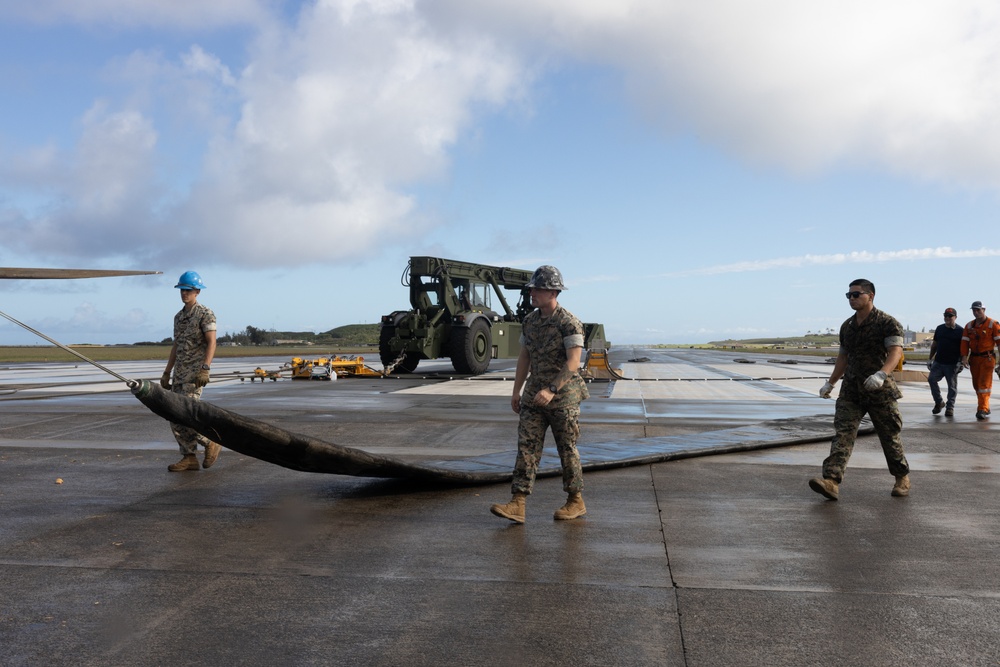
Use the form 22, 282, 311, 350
845, 291, 870, 299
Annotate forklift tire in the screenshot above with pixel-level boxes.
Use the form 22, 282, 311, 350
450, 318, 492, 375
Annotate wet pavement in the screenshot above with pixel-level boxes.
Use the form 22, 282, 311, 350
1, 348, 999, 666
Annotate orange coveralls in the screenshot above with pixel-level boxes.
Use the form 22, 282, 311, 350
961, 317, 1000, 412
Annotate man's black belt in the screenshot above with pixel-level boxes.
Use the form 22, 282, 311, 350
970, 351, 995, 357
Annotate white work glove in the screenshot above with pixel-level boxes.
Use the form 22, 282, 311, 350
819, 381, 835, 399
864, 370, 887, 391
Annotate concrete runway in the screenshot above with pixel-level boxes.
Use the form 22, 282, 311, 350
2, 348, 999, 666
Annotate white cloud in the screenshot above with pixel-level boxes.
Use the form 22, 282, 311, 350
429, 0, 1000, 185
6, 0, 1000, 271
657, 246, 1000, 278
181, 45, 237, 88
2, 102, 167, 260
169, 0, 526, 265
2, 0, 528, 267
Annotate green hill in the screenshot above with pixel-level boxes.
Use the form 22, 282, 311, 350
218, 323, 382, 347
322, 323, 381, 345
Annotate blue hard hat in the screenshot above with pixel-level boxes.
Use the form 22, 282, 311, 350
174, 270, 206, 290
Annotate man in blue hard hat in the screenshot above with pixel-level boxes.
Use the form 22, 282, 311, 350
161, 270, 221, 471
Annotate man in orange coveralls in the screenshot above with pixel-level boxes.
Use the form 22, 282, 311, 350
961, 300, 1000, 420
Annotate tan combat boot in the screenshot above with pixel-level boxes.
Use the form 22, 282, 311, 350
168, 454, 200, 472
808, 477, 839, 500
553, 492, 586, 520
891, 474, 910, 497
202, 441, 222, 469
490, 493, 527, 524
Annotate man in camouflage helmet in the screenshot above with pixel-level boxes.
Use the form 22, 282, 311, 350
809, 279, 911, 500
161, 270, 222, 472
490, 265, 590, 523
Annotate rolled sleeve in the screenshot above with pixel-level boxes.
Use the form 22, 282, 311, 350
884, 335, 904, 348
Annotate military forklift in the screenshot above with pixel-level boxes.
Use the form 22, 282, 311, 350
379, 256, 608, 375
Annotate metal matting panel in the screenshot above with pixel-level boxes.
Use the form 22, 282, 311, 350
399, 380, 514, 396
712, 363, 828, 378
610, 379, 790, 401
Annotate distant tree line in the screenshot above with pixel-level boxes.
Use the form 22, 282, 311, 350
137, 324, 381, 347
219, 325, 278, 346
214, 323, 382, 347
804, 329, 837, 336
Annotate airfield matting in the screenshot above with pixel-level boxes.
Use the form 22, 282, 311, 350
131, 379, 866, 485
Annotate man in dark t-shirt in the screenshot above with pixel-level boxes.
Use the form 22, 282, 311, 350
927, 307, 963, 417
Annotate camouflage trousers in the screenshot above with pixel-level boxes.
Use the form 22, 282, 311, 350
511, 403, 583, 495
170, 382, 214, 456
822, 394, 909, 483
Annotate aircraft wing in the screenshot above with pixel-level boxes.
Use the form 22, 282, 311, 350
0, 268, 162, 279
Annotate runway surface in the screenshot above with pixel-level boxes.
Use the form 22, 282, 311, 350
1, 347, 998, 666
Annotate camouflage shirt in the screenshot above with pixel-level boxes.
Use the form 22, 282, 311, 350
172, 303, 216, 383
840, 307, 904, 400
520, 305, 589, 407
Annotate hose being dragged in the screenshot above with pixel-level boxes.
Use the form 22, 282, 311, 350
128, 379, 506, 482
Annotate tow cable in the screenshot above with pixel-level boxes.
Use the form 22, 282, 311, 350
0, 309, 139, 388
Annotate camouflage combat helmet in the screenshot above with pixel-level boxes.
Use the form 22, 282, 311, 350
527, 265, 567, 291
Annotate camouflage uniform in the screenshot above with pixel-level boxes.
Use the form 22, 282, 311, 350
822, 307, 910, 483
170, 302, 217, 456
511, 305, 590, 495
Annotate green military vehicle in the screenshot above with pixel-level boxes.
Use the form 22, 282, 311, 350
379, 256, 609, 375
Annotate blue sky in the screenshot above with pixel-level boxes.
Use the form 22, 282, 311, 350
3, 0, 1000, 347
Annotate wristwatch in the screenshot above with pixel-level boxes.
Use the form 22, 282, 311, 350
201, 364, 211, 370
548, 383, 558, 393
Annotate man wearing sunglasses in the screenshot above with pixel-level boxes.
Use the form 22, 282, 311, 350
960, 301, 1000, 420
810, 279, 910, 500
927, 308, 963, 417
